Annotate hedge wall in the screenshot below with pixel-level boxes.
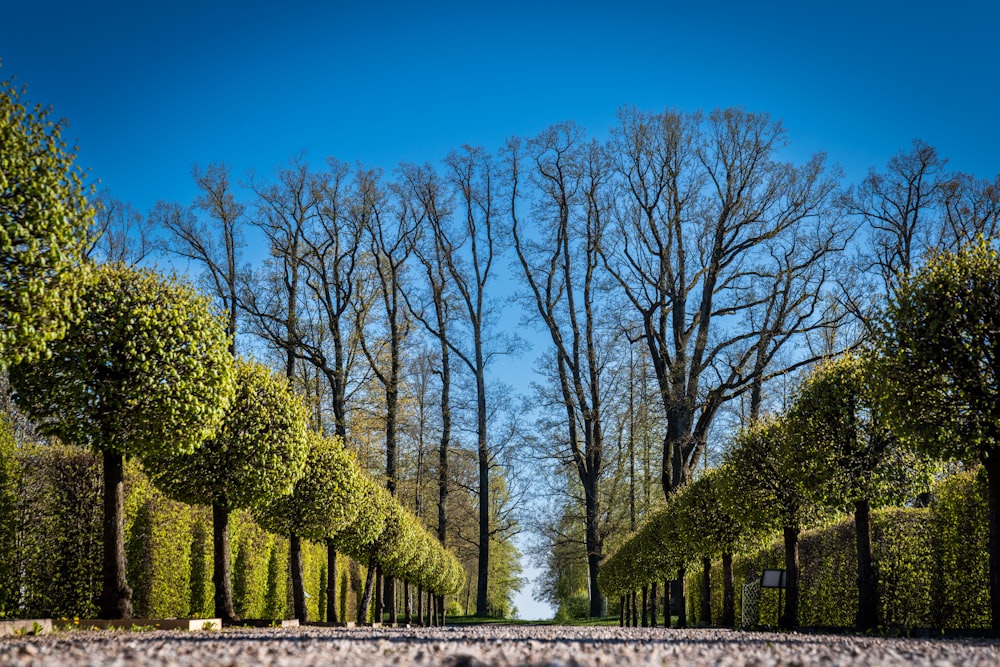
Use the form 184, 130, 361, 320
0, 442, 336, 620
684, 470, 987, 630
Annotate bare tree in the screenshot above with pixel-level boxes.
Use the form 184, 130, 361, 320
509, 122, 613, 617
88, 190, 156, 266
155, 163, 245, 356
438, 147, 515, 616
353, 167, 416, 623
603, 107, 845, 498
242, 155, 325, 379
398, 162, 457, 621
839, 140, 945, 330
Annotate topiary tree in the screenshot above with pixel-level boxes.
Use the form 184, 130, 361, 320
9, 264, 235, 618
674, 466, 750, 627
144, 359, 309, 623
0, 78, 94, 366
254, 431, 363, 623
878, 238, 1000, 634
723, 415, 829, 629
787, 353, 934, 631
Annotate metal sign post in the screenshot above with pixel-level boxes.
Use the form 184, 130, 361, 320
760, 569, 786, 626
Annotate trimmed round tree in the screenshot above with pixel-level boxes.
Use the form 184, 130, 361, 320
723, 415, 830, 629
878, 238, 1000, 634
145, 359, 309, 623
254, 431, 363, 623
9, 264, 235, 618
787, 353, 934, 631
0, 78, 94, 366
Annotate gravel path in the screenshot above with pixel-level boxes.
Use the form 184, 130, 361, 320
2, 624, 999, 666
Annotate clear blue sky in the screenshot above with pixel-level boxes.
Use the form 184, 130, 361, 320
4, 0, 999, 620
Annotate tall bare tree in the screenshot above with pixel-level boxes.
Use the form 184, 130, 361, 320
353, 167, 416, 623
398, 162, 457, 621
437, 147, 514, 616
155, 163, 245, 356
509, 122, 613, 617
243, 155, 324, 379
603, 107, 844, 498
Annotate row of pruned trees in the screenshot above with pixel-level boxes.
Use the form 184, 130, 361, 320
525, 118, 1000, 619
600, 238, 1000, 632
6, 264, 463, 621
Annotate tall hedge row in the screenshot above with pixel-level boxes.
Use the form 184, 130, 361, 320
0, 442, 371, 620
680, 471, 987, 630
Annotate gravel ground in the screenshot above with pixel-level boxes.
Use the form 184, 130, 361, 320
2, 624, 1000, 667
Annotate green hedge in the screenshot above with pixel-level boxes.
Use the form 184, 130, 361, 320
683, 471, 986, 630
0, 442, 339, 620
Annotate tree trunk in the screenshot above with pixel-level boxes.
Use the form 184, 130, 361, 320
290, 533, 307, 623
641, 585, 649, 626
721, 552, 735, 628
676, 567, 687, 628
854, 498, 878, 631
986, 452, 1000, 636
663, 579, 671, 628
326, 540, 338, 623
619, 596, 625, 627
474, 354, 490, 617
99, 450, 132, 619
584, 473, 605, 618
701, 556, 712, 626
374, 566, 384, 622
358, 558, 377, 624
384, 575, 396, 625
650, 581, 658, 627
211, 501, 238, 622
781, 525, 800, 630
404, 580, 412, 624
630, 590, 638, 626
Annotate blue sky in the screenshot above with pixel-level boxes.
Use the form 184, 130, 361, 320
4, 0, 999, 620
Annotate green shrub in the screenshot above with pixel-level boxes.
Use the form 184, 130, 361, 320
929, 469, 989, 628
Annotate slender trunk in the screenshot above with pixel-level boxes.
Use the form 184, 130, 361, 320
630, 590, 638, 626
358, 558, 377, 624
211, 502, 238, 622
854, 498, 878, 631
676, 567, 687, 628
438, 340, 450, 549
619, 596, 625, 626
641, 585, 649, 627
663, 579, 671, 628
404, 580, 412, 624
417, 585, 423, 625
701, 556, 712, 626
584, 473, 605, 618
99, 450, 132, 619
986, 452, 1000, 636
475, 364, 490, 617
326, 540, 338, 623
650, 581, 658, 627
385, 575, 396, 624
374, 566, 384, 622
721, 553, 735, 628
290, 534, 306, 623
781, 525, 800, 630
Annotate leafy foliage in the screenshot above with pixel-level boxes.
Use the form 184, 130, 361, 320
9, 264, 235, 458
0, 79, 93, 367
144, 359, 308, 511
254, 431, 362, 540
878, 238, 1000, 460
